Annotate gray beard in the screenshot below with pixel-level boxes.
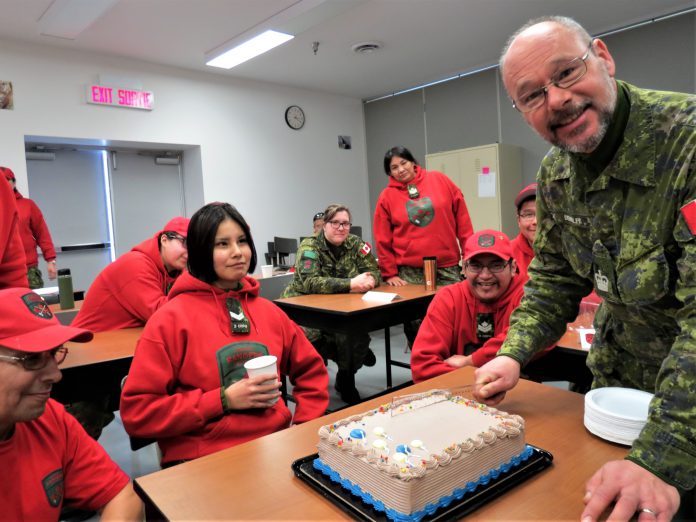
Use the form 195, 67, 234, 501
551, 104, 613, 153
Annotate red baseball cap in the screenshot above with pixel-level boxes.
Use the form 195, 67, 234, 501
0, 288, 93, 353
1, 166, 15, 181
159, 216, 190, 238
464, 229, 512, 262
514, 183, 537, 209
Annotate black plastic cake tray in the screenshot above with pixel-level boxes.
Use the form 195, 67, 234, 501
292, 445, 553, 521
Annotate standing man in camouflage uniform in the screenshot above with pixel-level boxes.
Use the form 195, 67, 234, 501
474, 16, 695, 521
282, 204, 381, 404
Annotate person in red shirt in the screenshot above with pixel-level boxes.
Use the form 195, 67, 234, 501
2, 167, 57, 289
412, 229, 552, 382
73, 216, 190, 333
0, 287, 142, 521
510, 183, 537, 277
0, 172, 28, 288
374, 146, 474, 345
121, 202, 328, 467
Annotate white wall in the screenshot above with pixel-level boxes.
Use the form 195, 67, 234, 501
0, 38, 370, 261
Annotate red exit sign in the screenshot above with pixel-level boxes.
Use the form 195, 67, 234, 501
86, 84, 154, 110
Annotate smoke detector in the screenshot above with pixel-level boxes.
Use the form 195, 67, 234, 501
351, 41, 382, 54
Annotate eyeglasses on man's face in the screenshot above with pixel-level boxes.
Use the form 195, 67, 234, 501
0, 346, 68, 371
465, 260, 511, 274
512, 40, 594, 113
327, 220, 352, 230
166, 233, 187, 247
518, 211, 536, 221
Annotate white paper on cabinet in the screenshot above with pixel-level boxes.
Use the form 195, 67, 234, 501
478, 171, 496, 198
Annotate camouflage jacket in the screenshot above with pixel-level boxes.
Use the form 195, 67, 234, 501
281, 233, 381, 296
499, 81, 696, 491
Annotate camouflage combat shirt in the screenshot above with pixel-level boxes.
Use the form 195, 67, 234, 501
281, 232, 381, 296
498, 81, 696, 491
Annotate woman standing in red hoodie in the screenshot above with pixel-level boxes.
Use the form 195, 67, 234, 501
373, 146, 474, 345
120, 202, 328, 467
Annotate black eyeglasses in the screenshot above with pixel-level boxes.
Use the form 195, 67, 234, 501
465, 260, 511, 274
512, 40, 594, 113
327, 220, 351, 230
518, 211, 536, 220
0, 347, 68, 371
165, 233, 187, 247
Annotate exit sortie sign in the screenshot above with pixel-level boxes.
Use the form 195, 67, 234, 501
86, 84, 154, 110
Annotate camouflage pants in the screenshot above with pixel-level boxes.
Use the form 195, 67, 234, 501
398, 265, 463, 346
65, 396, 115, 440
302, 327, 370, 372
27, 266, 44, 289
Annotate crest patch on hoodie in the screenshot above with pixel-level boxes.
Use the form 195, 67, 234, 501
217, 342, 269, 387
406, 197, 434, 227
476, 313, 495, 342
226, 297, 250, 334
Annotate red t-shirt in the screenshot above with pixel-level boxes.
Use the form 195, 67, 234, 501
0, 400, 129, 520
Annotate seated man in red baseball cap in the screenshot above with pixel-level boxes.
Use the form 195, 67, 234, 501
0, 288, 142, 521
411, 229, 552, 382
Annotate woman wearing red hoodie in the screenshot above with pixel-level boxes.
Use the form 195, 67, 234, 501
373, 146, 474, 345
120, 202, 328, 467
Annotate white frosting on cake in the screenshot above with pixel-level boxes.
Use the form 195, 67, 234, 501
316, 391, 526, 517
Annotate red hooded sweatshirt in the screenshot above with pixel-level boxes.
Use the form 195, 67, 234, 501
510, 233, 534, 278
73, 235, 180, 332
0, 178, 27, 288
373, 166, 473, 279
412, 272, 547, 382
14, 191, 56, 267
120, 271, 329, 465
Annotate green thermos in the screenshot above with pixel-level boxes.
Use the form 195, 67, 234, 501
58, 268, 74, 310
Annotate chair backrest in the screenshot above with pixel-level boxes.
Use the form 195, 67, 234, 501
273, 236, 298, 269
351, 225, 362, 239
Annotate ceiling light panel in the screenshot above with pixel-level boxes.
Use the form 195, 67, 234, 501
206, 30, 294, 69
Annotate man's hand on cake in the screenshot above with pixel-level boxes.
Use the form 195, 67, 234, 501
473, 356, 520, 405
445, 354, 473, 368
581, 460, 679, 522
225, 374, 282, 409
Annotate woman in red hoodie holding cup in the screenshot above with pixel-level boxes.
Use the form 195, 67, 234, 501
120, 202, 328, 467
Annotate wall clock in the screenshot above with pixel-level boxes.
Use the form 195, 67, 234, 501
285, 105, 305, 130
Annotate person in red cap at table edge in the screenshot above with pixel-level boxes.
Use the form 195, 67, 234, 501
70, 216, 189, 439
2, 166, 58, 289
411, 229, 552, 382
0, 169, 28, 288
73, 216, 190, 332
510, 183, 537, 277
0, 288, 142, 521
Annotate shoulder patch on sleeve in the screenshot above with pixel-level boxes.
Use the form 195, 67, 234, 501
680, 200, 696, 235
302, 250, 318, 259
360, 242, 372, 256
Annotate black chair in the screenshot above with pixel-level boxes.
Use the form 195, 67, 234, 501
273, 236, 298, 269
351, 225, 362, 239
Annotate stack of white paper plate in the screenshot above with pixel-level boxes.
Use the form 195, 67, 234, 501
584, 387, 653, 446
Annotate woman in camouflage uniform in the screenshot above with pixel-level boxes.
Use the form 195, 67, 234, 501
282, 204, 381, 404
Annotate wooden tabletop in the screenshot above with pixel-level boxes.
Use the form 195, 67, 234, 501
61, 327, 142, 369
275, 283, 436, 314
49, 300, 83, 314
135, 367, 627, 521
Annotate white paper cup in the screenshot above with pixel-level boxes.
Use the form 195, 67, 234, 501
244, 355, 279, 404
261, 264, 274, 278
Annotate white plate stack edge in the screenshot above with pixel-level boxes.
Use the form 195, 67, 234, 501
584, 387, 654, 446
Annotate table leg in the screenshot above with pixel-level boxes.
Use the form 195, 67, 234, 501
384, 327, 392, 388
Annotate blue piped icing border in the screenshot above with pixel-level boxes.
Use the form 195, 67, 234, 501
313, 445, 534, 522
